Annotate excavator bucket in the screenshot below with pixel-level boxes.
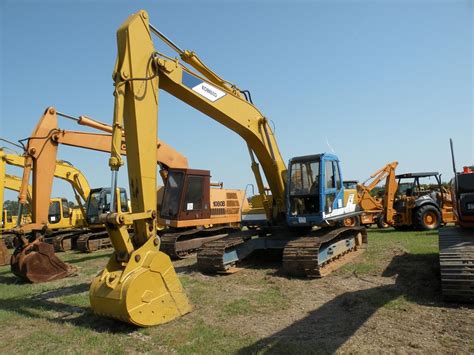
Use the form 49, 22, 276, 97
0, 239, 10, 266
90, 238, 192, 327
11, 239, 74, 283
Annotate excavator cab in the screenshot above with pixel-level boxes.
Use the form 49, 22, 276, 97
85, 187, 129, 225
48, 198, 70, 226
159, 169, 211, 223
287, 153, 357, 227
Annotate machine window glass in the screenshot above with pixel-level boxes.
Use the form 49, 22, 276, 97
343, 181, 358, 189
289, 160, 320, 216
290, 161, 319, 195
161, 171, 184, 218
184, 176, 204, 211
48, 201, 61, 224
120, 191, 128, 212
85, 191, 101, 223
62, 199, 70, 218
333, 162, 341, 190
325, 161, 335, 189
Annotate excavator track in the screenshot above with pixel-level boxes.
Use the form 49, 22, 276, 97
160, 226, 237, 259
76, 230, 111, 252
49, 230, 86, 252
44, 229, 112, 253
197, 230, 259, 272
282, 226, 367, 277
197, 227, 367, 277
438, 227, 474, 303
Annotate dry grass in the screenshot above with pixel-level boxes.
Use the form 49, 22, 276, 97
0, 229, 472, 354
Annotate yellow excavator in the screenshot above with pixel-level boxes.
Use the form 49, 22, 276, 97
10, 106, 244, 282
88, 10, 366, 326
23, 107, 244, 255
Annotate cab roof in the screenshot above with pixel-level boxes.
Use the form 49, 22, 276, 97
396, 172, 439, 179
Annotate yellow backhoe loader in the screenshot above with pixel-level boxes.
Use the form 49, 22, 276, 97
354, 161, 399, 227
346, 161, 454, 231
89, 10, 366, 326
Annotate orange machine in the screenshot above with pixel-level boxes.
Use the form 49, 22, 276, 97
355, 161, 398, 227
352, 161, 454, 231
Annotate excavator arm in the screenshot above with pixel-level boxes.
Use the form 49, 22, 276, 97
1, 149, 90, 214
15, 106, 188, 233
9, 105, 189, 284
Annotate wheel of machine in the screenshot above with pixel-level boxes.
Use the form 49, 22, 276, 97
415, 205, 441, 231
376, 215, 389, 229
341, 215, 360, 227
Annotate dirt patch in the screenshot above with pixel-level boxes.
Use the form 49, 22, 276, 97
175, 241, 473, 354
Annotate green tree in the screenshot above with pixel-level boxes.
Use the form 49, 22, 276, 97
3, 200, 19, 215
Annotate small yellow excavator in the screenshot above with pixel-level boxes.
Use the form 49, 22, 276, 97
88, 10, 366, 327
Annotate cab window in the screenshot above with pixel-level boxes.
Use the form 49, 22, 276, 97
325, 161, 335, 189
48, 201, 61, 223
184, 176, 204, 211
62, 199, 70, 218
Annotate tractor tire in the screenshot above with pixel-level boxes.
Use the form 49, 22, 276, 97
414, 205, 441, 231
340, 215, 360, 227
376, 215, 389, 229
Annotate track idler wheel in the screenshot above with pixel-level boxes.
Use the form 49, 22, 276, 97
90, 238, 192, 327
10, 239, 74, 283
0, 239, 10, 266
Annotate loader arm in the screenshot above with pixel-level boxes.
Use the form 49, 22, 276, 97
382, 164, 399, 225
357, 161, 398, 212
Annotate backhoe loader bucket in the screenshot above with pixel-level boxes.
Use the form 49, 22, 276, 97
90, 238, 192, 327
11, 238, 74, 283
0, 239, 10, 266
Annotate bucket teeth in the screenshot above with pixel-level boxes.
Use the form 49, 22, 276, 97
10, 239, 74, 283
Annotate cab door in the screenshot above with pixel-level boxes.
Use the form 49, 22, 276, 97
178, 170, 211, 221
321, 157, 345, 217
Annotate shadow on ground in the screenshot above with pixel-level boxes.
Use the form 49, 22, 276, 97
0, 282, 136, 333
238, 252, 469, 354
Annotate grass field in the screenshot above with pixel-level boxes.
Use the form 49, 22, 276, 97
0, 229, 472, 354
